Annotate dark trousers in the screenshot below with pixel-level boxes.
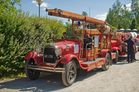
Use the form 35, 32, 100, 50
133, 52, 136, 60
127, 50, 134, 62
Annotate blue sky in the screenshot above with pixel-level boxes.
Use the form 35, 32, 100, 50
19, 0, 131, 21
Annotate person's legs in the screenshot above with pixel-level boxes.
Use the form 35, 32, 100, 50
133, 51, 136, 61
127, 51, 130, 63
131, 51, 134, 62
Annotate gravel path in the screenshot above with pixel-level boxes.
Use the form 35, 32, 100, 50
0, 52, 139, 92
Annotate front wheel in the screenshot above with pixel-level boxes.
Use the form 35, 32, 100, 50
102, 53, 111, 71
113, 51, 119, 64
25, 60, 40, 80
62, 60, 77, 86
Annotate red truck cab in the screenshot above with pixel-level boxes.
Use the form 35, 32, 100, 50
24, 9, 116, 86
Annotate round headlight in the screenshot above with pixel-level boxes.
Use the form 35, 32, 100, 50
36, 48, 43, 54
55, 48, 62, 56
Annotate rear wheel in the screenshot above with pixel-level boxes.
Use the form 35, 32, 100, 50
113, 51, 119, 64
25, 59, 40, 80
102, 53, 111, 71
62, 60, 77, 86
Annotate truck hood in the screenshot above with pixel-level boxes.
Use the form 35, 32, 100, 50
55, 40, 78, 49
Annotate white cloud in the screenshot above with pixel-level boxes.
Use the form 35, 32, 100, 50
94, 3, 131, 21
41, 2, 48, 8
32, 0, 36, 4
94, 13, 107, 21
32, 0, 48, 8
126, 3, 131, 11
32, 0, 38, 6
32, 0, 37, 4
121, 3, 131, 11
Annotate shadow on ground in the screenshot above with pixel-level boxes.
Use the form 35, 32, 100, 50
114, 57, 128, 65
0, 69, 103, 92
1, 56, 137, 92
114, 57, 139, 65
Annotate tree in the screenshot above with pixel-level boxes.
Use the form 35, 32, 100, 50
82, 11, 88, 16
130, 19, 137, 29
131, 0, 139, 17
0, 0, 66, 77
120, 5, 132, 29
0, 0, 20, 13
106, 0, 132, 29
131, 0, 139, 29
106, 0, 122, 28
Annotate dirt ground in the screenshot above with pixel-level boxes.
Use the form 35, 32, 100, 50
0, 52, 139, 92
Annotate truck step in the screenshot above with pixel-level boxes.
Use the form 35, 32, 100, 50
80, 58, 105, 71
82, 58, 104, 64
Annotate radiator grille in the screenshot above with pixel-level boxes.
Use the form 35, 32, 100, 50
43, 47, 57, 63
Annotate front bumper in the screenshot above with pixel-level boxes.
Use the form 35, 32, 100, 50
27, 65, 65, 73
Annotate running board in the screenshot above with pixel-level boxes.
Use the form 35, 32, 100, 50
80, 58, 105, 71
27, 65, 65, 72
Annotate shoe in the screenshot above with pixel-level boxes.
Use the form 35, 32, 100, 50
127, 61, 130, 63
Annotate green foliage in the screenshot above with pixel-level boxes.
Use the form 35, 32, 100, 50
106, 0, 139, 30
106, 0, 122, 28
130, 19, 137, 29
82, 11, 88, 16
130, 0, 139, 30
0, 0, 20, 14
0, 0, 66, 77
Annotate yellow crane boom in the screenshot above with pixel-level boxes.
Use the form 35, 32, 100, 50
46, 8, 106, 25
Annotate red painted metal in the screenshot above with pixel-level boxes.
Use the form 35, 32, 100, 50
24, 9, 113, 76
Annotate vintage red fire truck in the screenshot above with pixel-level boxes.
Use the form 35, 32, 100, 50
111, 32, 127, 63
111, 30, 139, 63
24, 9, 117, 86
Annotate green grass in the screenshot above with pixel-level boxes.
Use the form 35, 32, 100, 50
0, 72, 26, 81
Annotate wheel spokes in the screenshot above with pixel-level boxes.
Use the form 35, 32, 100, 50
106, 54, 110, 67
68, 64, 76, 81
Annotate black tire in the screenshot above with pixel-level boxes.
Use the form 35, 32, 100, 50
113, 51, 119, 64
62, 60, 77, 86
102, 53, 111, 71
25, 60, 40, 80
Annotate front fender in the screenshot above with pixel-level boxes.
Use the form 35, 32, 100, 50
24, 51, 38, 62
100, 49, 111, 57
111, 47, 120, 51
60, 54, 78, 64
